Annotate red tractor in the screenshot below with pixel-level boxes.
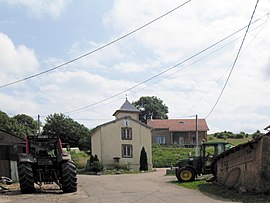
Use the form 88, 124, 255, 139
17, 135, 77, 193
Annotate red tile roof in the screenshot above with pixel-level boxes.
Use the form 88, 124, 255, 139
147, 119, 209, 132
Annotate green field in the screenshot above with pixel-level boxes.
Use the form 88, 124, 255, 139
207, 134, 252, 146
71, 134, 253, 169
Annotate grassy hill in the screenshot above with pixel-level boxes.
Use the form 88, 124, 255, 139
207, 134, 252, 146
152, 145, 195, 168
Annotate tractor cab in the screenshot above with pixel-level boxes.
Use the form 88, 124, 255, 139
175, 141, 232, 182
200, 142, 229, 174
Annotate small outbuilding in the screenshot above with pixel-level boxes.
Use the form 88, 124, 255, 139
0, 130, 25, 181
216, 132, 270, 194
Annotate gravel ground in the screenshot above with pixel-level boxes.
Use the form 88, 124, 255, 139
0, 169, 236, 203
0, 183, 88, 203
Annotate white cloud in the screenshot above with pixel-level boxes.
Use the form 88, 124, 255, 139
36, 70, 137, 114
98, 0, 270, 133
1, 0, 270, 134
4, 0, 70, 18
0, 33, 39, 83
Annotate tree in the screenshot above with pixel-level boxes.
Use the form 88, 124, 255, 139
0, 110, 10, 131
252, 130, 263, 140
42, 113, 91, 150
0, 111, 38, 138
132, 96, 169, 123
13, 114, 38, 137
139, 147, 148, 171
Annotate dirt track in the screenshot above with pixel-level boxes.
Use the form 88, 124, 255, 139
0, 169, 235, 203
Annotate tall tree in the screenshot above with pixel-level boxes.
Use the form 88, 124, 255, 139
139, 147, 148, 171
13, 114, 38, 136
132, 96, 169, 123
42, 113, 91, 150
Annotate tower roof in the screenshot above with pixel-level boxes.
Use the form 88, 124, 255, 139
113, 99, 140, 116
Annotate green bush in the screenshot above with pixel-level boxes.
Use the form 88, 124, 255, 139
91, 161, 103, 173
70, 151, 89, 170
235, 134, 244, 139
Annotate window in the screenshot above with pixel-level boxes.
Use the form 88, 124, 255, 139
122, 144, 133, 158
121, 127, 132, 140
156, 136, 165, 144
192, 137, 196, 144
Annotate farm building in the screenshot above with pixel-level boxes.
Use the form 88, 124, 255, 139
216, 132, 270, 194
90, 99, 153, 171
0, 130, 25, 181
147, 118, 209, 147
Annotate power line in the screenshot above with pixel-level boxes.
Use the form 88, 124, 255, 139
0, 0, 191, 89
183, 20, 268, 116
205, 0, 260, 119
65, 18, 268, 116
64, 13, 268, 115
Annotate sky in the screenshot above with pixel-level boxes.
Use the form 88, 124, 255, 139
0, 0, 270, 134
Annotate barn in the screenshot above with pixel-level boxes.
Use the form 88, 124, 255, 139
0, 130, 25, 181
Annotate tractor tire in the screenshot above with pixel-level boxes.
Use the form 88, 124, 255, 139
176, 168, 196, 182
61, 161, 77, 193
17, 163, 35, 194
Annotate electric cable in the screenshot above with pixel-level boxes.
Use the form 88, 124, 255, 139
205, 0, 260, 119
64, 13, 267, 115
0, 0, 191, 89
184, 19, 268, 116
69, 19, 266, 116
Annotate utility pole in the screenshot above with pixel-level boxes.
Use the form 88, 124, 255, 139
38, 114, 41, 135
195, 114, 199, 157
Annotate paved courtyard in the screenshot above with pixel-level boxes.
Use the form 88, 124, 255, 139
0, 168, 236, 203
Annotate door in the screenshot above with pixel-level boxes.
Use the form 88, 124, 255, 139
0, 160, 11, 178
179, 137, 184, 146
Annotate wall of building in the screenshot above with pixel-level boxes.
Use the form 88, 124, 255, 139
151, 129, 170, 144
151, 130, 207, 146
217, 135, 270, 193
91, 118, 152, 171
0, 130, 25, 181
115, 112, 139, 120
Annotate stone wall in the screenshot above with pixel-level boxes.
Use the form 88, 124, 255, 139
217, 134, 270, 194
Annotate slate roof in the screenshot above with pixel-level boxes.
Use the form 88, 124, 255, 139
147, 119, 209, 132
113, 99, 140, 116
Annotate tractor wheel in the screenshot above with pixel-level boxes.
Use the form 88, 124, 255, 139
17, 162, 35, 193
176, 168, 195, 182
61, 161, 77, 193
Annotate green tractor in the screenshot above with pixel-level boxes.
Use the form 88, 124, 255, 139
175, 142, 232, 182
17, 135, 77, 193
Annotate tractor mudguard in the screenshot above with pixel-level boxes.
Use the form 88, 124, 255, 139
18, 153, 35, 164
57, 153, 72, 163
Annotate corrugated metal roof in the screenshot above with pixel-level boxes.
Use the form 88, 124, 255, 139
147, 119, 209, 132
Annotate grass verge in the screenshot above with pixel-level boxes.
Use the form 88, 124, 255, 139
173, 180, 270, 203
